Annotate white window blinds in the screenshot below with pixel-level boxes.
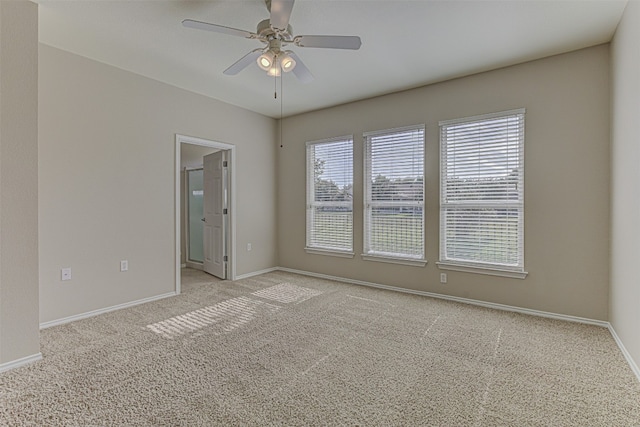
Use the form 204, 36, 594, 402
306, 137, 353, 253
439, 109, 525, 272
364, 125, 425, 259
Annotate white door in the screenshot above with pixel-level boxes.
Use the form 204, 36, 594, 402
203, 151, 227, 279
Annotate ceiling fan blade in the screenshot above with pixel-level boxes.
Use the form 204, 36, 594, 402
270, 0, 295, 31
287, 51, 314, 83
223, 49, 263, 75
294, 35, 362, 50
182, 19, 257, 39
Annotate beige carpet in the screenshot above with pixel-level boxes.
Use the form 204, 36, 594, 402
1, 269, 639, 426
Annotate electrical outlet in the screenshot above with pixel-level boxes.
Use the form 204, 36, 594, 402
440, 273, 447, 284
247, 243, 252, 251
61, 268, 72, 281
120, 260, 128, 272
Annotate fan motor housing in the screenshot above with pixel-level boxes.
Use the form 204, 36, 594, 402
257, 19, 292, 40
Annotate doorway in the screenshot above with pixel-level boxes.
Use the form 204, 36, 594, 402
175, 135, 236, 294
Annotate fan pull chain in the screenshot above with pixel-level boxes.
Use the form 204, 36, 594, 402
280, 70, 284, 148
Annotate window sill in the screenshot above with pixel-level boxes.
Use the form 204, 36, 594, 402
436, 262, 528, 279
361, 254, 427, 267
305, 247, 355, 259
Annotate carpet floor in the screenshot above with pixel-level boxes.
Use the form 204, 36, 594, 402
1, 269, 639, 426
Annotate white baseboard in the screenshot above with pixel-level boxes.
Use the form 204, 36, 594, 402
0, 352, 42, 373
235, 267, 279, 281
185, 261, 203, 271
40, 292, 177, 329
40, 265, 279, 330
608, 324, 640, 383
276, 267, 609, 327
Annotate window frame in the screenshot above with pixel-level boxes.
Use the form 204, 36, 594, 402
437, 108, 527, 279
362, 125, 426, 266
305, 136, 355, 258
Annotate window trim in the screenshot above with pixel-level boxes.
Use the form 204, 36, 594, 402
305, 135, 354, 256
361, 254, 427, 267
305, 247, 355, 258
363, 124, 426, 264
438, 108, 526, 278
436, 261, 527, 279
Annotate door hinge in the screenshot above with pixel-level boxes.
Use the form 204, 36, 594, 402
223, 161, 228, 167
224, 255, 228, 262
223, 208, 228, 215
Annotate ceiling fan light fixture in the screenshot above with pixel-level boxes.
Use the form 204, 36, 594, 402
267, 64, 281, 77
280, 52, 296, 72
257, 51, 275, 71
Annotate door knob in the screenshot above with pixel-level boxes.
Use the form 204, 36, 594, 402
201, 218, 205, 222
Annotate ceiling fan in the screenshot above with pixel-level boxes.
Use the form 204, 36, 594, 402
182, 0, 362, 83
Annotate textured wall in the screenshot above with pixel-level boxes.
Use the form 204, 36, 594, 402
39, 45, 277, 324
0, 0, 40, 364
610, 0, 640, 373
279, 45, 611, 320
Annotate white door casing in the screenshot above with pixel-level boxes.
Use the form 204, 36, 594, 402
203, 151, 227, 279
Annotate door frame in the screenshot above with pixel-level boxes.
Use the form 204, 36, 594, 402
175, 134, 236, 294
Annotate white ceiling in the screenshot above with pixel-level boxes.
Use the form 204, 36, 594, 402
36, 0, 627, 118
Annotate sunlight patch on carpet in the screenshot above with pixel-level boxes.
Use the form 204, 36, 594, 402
252, 283, 324, 304
146, 296, 280, 339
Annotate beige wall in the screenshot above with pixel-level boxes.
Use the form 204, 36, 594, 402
611, 0, 640, 371
39, 45, 277, 324
279, 45, 611, 320
0, 0, 40, 364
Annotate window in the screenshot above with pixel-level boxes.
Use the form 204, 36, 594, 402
363, 125, 425, 264
438, 109, 526, 278
306, 137, 354, 256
